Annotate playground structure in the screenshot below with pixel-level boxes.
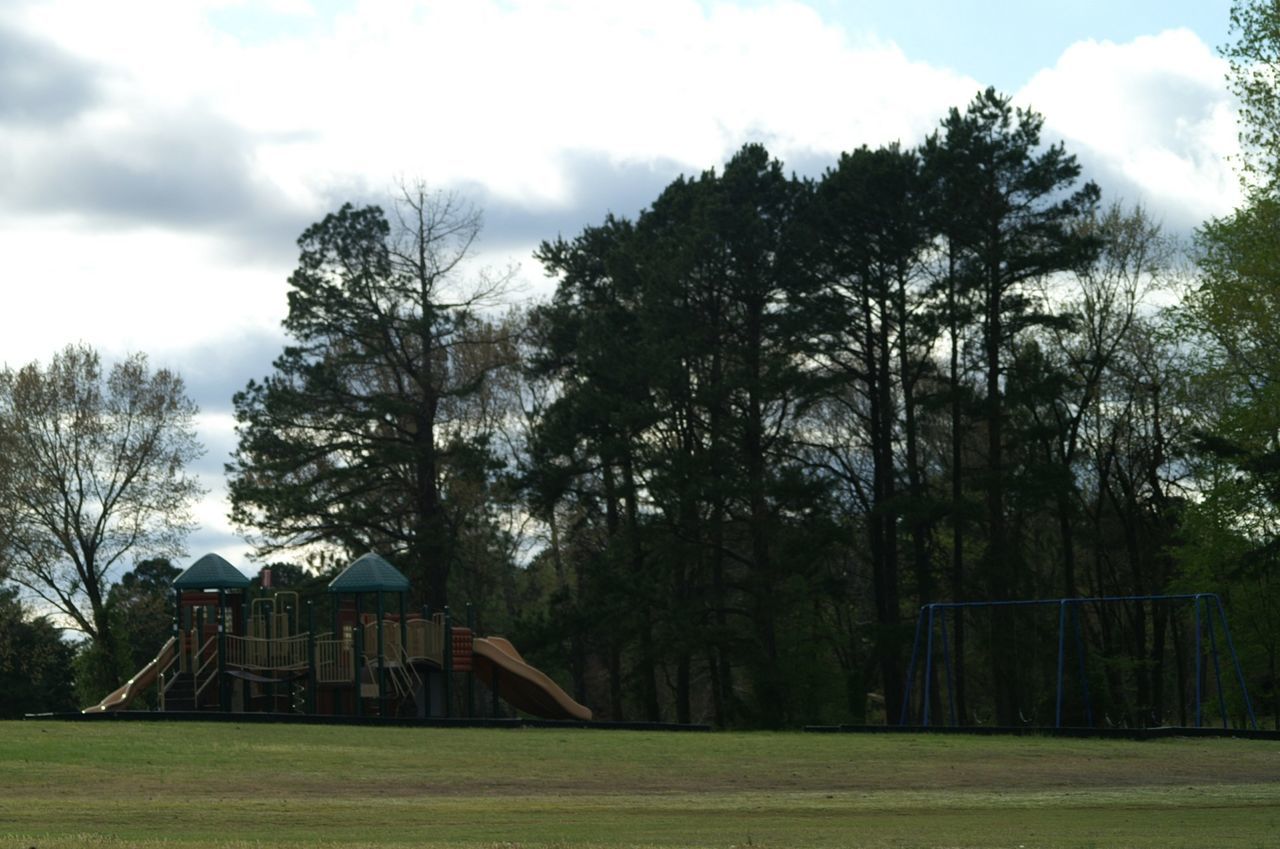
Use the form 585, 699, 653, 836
84, 552, 591, 721
898, 594, 1258, 731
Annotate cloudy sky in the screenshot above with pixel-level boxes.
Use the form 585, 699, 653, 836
0, 0, 1242, 573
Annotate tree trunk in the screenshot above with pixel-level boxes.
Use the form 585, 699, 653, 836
709, 503, 733, 726
89, 582, 122, 689
552, 510, 588, 706
676, 653, 692, 725
608, 640, 624, 721
744, 295, 781, 727
984, 256, 1015, 726
897, 273, 931, 609
622, 450, 661, 722
601, 454, 627, 721
870, 285, 902, 723
1151, 602, 1168, 724
947, 250, 967, 725
1058, 494, 1077, 598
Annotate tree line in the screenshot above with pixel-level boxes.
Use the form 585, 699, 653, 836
512, 91, 1178, 727
4, 1, 1280, 726
219, 81, 1280, 728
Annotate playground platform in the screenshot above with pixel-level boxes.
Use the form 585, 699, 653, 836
82, 552, 596, 723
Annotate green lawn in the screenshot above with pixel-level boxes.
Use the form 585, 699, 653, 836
2, 721, 1277, 849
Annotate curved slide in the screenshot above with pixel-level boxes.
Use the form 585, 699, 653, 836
82, 637, 176, 714
471, 636, 592, 721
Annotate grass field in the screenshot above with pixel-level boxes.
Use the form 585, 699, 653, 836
1, 721, 1277, 849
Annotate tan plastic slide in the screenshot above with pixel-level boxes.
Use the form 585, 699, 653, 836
471, 636, 593, 721
82, 636, 176, 714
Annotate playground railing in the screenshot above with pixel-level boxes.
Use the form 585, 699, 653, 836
406, 615, 445, 665
225, 633, 310, 671
157, 638, 180, 710
192, 635, 219, 706
362, 620, 403, 660
394, 642, 424, 697
178, 627, 207, 674
315, 635, 354, 684
358, 639, 425, 707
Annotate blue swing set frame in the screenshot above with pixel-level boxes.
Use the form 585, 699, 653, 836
898, 593, 1259, 730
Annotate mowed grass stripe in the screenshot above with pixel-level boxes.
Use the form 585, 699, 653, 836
2, 721, 1277, 848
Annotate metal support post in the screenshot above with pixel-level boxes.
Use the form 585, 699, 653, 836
420, 604, 432, 715
353, 593, 363, 717
466, 603, 476, 718
922, 605, 936, 727
443, 605, 453, 718
1213, 594, 1259, 730
940, 607, 958, 727
1194, 595, 1204, 728
217, 589, 228, 712
307, 602, 317, 715
398, 593, 407, 668
492, 667, 501, 718
1055, 601, 1067, 728
376, 591, 386, 717
1206, 599, 1228, 729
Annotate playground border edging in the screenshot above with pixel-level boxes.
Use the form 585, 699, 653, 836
24, 710, 712, 732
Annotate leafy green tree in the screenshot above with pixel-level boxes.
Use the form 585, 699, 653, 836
1182, 201, 1280, 732
1035, 204, 1173, 597
1176, 474, 1280, 727
0, 586, 76, 717
1225, 0, 1280, 194
106, 557, 180, 680
1169, 4, 1280, 728
1191, 1, 1280, 470
228, 183, 515, 607
0, 345, 202, 688
72, 557, 182, 708
255, 561, 311, 589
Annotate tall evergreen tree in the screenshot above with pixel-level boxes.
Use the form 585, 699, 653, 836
529, 145, 827, 726
530, 215, 662, 720
228, 185, 514, 607
809, 144, 934, 722
922, 89, 1100, 724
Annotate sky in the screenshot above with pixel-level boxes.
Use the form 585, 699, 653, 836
0, 0, 1244, 576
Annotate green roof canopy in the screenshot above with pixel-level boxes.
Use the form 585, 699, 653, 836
328, 553, 410, 594
173, 553, 251, 590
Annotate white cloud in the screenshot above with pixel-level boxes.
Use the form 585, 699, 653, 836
11, 0, 983, 211
0, 2, 1246, 571
0, 221, 287, 367
1018, 28, 1241, 228
0, 0, 989, 387
187, 411, 255, 570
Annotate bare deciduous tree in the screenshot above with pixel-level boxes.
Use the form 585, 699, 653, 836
0, 344, 203, 685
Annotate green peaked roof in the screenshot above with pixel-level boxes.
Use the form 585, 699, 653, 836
173, 553, 250, 590
328, 553, 410, 594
